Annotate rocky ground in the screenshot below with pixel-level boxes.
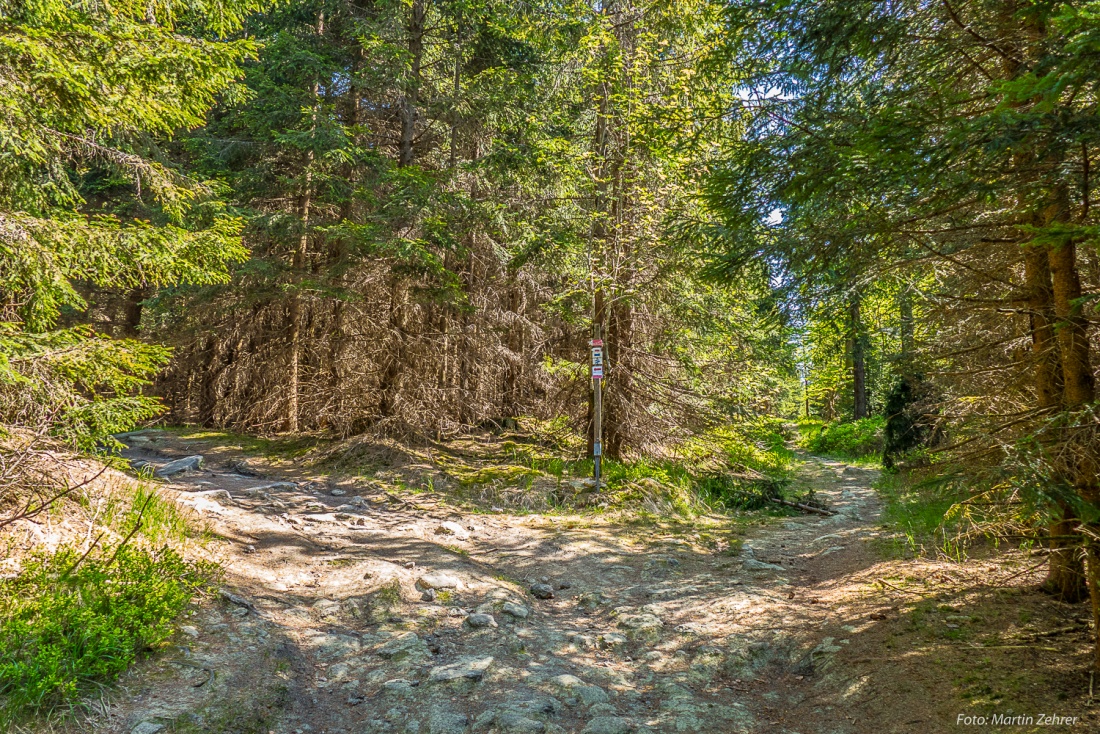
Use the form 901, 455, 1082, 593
83, 431, 1097, 734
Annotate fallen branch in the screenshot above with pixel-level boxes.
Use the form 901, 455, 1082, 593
219, 589, 258, 612
1030, 624, 1087, 639
770, 497, 836, 516
995, 560, 1049, 585
469, 541, 538, 555
877, 579, 923, 596
0, 465, 108, 529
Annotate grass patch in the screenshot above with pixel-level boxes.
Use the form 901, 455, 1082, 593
165, 427, 323, 461
798, 417, 884, 462
0, 544, 214, 725
90, 483, 197, 547
875, 470, 966, 558
435, 417, 799, 517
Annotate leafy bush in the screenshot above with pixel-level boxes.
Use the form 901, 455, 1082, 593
694, 472, 787, 510
0, 544, 213, 723
799, 416, 885, 459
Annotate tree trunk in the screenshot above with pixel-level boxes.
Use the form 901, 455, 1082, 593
849, 295, 868, 419
1026, 243, 1085, 601
399, 0, 425, 168
1049, 241, 1095, 408
286, 11, 323, 433
1049, 236, 1099, 665
604, 298, 633, 459
898, 284, 914, 373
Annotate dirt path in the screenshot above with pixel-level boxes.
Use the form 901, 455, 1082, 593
90, 433, 1092, 734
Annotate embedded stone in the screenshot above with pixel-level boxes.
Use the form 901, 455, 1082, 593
155, 455, 204, 477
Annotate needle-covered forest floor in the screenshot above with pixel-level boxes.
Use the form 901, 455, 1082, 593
67, 429, 1099, 734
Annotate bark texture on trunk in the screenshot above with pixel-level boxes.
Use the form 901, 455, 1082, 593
850, 295, 868, 420
1049, 236, 1100, 667
398, 0, 425, 168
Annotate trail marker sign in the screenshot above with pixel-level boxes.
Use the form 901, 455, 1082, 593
589, 340, 604, 380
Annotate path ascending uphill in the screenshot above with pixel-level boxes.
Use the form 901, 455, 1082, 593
93, 433, 1076, 734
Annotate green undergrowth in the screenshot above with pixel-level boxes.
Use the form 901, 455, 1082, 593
434, 417, 799, 516
798, 416, 885, 463
165, 426, 324, 461
0, 545, 215, 726
875, 470, 968, 558
0, 476, 215, 727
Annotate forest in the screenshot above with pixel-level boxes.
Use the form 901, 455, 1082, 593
1, 0, 1100, 731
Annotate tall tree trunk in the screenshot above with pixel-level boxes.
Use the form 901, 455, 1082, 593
849, 295, 868, 419
1027, 243, 1085, 601
1050, 243, 1095, 408
1049, 235, 1099, 666
286, 169, 311, 433
588, 1, 614, 458
286, 10, 323, 433
898, 284, 914, 372
122, 286, 149, 338
399, 0, 425, 168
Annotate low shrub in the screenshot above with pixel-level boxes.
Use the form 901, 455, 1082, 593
799, 416, 885, 459
0, 543, 213, 724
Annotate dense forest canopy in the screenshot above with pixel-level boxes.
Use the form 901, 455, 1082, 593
2, 0, 1100, 670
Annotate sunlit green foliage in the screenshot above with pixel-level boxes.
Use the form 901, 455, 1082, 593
0, 0, 262, 445
0, 544, 212, 724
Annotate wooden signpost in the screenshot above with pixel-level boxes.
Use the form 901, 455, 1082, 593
590, 334, 604, 483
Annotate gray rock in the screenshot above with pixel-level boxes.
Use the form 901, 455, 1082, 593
131, 724, 165, 734
429, 655, 494, 682
617, 613, 663, 641
383, 678, 416, 693
530, 583, 554, 599
428, 709, 469, 734
331, 488, 347, 496
422, 588, 437, 602
378, 632, 426, 660
502, 602, 529, 619
577, 685, 610, 706
436, 521, 470, 540
155, 455, 204, 477
418, 572, 462, 590
466, 613, 496, 629
581, 717, 633, 734
472, 699, 559, 733
254, 481, 297, 491
115, 429, 159, 440
495, 712, 545, 733
549, 673, 584, 689
306, 631, 361, 660
598, 632, 627, 648
327, 662, 352, 680
742, 558, 784, 572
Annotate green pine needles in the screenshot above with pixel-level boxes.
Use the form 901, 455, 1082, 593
0, 0, 263, 446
